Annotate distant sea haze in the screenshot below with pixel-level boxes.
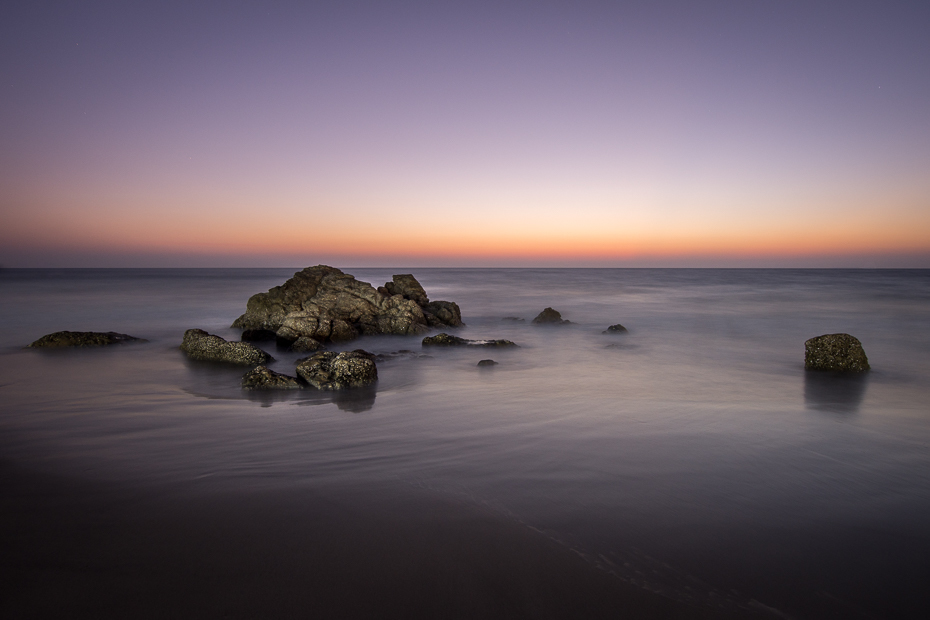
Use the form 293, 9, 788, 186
2, 267, 929, 618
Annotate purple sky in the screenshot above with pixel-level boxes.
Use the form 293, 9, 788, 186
2, 1, 929, 267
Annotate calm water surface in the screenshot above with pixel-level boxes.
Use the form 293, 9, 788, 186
2, 268, 929, 617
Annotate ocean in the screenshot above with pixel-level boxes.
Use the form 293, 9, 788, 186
2, 268, 929, 618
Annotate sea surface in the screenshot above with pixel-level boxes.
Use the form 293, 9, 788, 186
2, 268, 929, 618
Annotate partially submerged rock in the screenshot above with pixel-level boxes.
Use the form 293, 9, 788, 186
804, 333, 870, 372
296, 350, 378, 390
27, 331, 147, 348
603, 324, 628, 334
180, 329, 272, 365
477, 359, 498, 367
373, 350, 430, 362
532, 308, 571, 325
242, 365, 302, 390
502, 316, 525, 322
232, 266, 463, 344
422, 333, 517, 347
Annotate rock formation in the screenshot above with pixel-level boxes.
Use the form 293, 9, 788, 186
241, 365, 302, 390
532, 308, 571, 325
296, 350, 378, 390
180, 329, 272, 365
603, 324, 628, 334
804, 333, 870, 372
27, 331, 147, 348
422, 333, 517, 347
477, 359, 498, 366
232, 266, 462, 344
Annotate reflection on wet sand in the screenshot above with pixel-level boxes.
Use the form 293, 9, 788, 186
804, 371, 869, 413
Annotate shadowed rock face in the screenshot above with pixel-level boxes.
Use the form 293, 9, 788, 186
28, 331, 147, 348
603, 324, 628, 334
804, 333, 870, 372
232, 266, 462, 344
532, 308, 571, 325
180, 329, 272, 366
289, 336, 324, 353
296, 350, 378, 390
241, 365, 302, 390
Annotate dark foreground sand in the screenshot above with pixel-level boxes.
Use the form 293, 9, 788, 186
0, 461, 764, 619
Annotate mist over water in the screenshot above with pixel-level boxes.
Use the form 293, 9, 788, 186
2, 268, 929, 617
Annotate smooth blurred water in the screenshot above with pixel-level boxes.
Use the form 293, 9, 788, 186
2, 268, 929, 617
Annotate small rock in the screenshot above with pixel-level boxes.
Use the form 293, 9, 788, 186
502, 317, 525, 322
422, 333, 469, 346
423, 333, 517, 347
242, 365, 302, 390
180, 329, 272, 365
603, 324, 628, 334
289, 336, 324, 353
477, 359, 498, 367
532, 308, 571, 325
27, 331, 147, 348
296, 350, 378, 390
804, 333, 870, 372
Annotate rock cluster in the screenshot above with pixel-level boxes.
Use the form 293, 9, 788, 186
180, 329, 272, 365
532, 308, 571, 325
232, 266, 462, 345
28, 331, 147, 348
804, 333, 870, 372
296, 350, 378, 390
422, 333, 517, 347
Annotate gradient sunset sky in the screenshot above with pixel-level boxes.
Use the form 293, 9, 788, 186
2, 1, 928, 267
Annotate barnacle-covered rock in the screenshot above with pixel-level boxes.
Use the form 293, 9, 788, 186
242, 365, 302, 390
296, 350, 378, 390
180, 329, 271, 365
28, 331, 147, 348
804, 333, 870, 372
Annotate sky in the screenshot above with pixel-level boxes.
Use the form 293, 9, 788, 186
1, 0, 929, 267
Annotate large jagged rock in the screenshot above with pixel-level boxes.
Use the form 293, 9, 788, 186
296, 350, 378, 390
532, 308, 571, 325
422, 333, 517, 347
180, 329, 272, 365
232, 266, 462, 344
805, 333, 870, 372
241, 365, 302, 390
27, 331, 147, 348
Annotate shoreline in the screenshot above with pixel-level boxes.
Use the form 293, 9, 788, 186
0, 461, 762, 619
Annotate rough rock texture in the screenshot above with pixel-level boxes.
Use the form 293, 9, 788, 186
805, 334, 870, 372
27, 331, 147, 348
232, 266, 462, 344
241, 365, 302, 390
532, 308, 571, 325
422, 333, 517, 347
381, 274, 429, 306
603, 324, 628, 334
289, 336, 324, 353
477, 359, 498, 367
296, 350, 378, 390
180, 329, 272, 365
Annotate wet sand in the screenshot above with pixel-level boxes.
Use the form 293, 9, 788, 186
0, 462, 762, 619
